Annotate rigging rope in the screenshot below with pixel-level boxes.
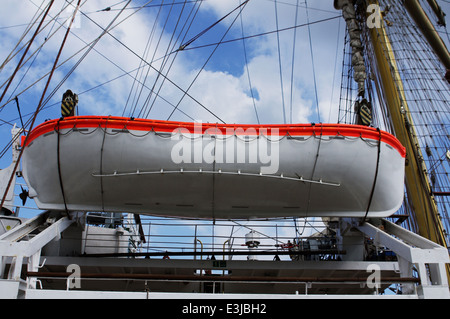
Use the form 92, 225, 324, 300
0, 0, 47, 72
305, 0, 321, 123
3, 0, 68, 111
274, 0, 287, 124
239, 0, 260, 124
79, 0, 225, 123
338, 0, 450, 244
137, 0, 204, 120
328, 18, 342, 122
56, 119, 69, 214
289, 0, 300, 124
36, 0, 133, 113
0, 0, 77, 212
136, 0, 194, 119
0, 0, 77, 91
176, 0, 250, 52
124, 0, 167, 118
0, 0, 55, 105
166, 1, 251, 122
0, 0, 87, 114
173, 15, 341, 52
1, 0, 139, 212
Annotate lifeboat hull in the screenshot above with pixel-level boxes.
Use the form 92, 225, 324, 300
22, 116, 405, 219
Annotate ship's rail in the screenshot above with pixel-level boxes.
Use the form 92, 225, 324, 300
81, 213, 348, 261
1, 211, 448, 298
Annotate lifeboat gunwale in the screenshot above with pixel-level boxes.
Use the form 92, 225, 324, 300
23, 116, 406, 158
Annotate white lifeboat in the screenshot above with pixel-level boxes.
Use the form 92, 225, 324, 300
21, 116, 405, 219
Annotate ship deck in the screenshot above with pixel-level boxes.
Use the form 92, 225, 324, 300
2, 211, 447, 299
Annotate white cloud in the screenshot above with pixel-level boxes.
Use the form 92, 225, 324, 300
0, 0, 344, 126
192, 0, 344, 124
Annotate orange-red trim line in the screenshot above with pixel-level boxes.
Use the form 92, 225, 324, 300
24, 116, 406, 158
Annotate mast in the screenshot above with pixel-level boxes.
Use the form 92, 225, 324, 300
425, 0, 447, 27
369, 0, 450, 284
364, 0, 448, 248
335, 0, 449, 281
403, 0, 450, 69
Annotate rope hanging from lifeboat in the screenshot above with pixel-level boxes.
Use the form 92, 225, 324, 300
99, 116, 111, 212
56, 119, 69, 215
361, 127, 382, 224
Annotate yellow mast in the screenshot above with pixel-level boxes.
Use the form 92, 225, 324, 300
334, 0, 449, 247
364, 0, 449, 281
425, 0, 447, 27
403, 0, 450, 69
365, 0, 448, 247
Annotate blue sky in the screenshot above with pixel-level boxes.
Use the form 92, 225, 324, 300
1, 0, 449, 129
0, 1, 449, 274
0, 0, 346, 243
0, 0, 346, 128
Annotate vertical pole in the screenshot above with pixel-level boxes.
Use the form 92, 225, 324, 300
27, 249, 42, 289
8, 255, 24, 281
